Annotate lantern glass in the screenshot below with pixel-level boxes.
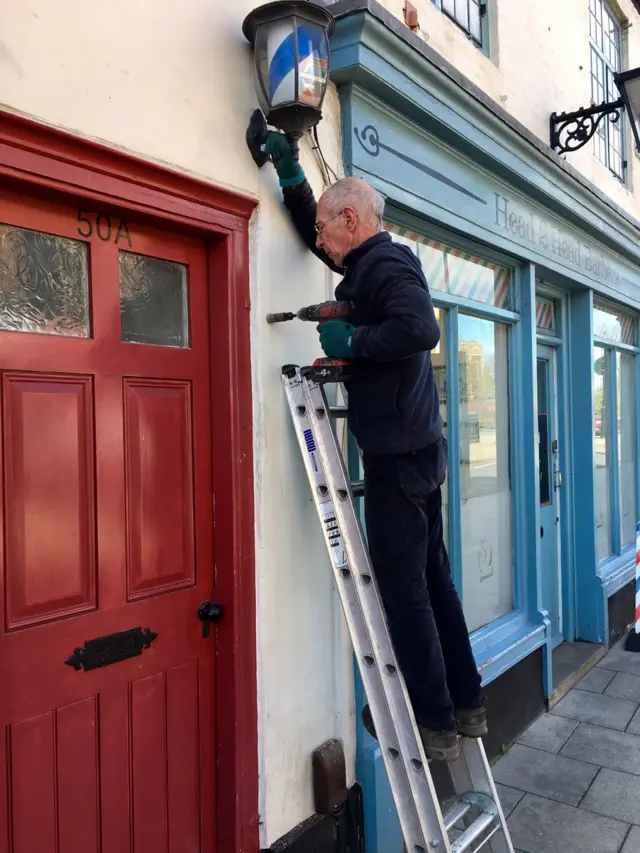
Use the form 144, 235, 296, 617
254, 15, 330, 114
617, 69, 640, 152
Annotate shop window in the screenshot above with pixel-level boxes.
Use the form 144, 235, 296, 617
594, 301, 636, 346
385, 224, 512, 311
589, 0, 626, 180
594, 346, 612, 560
459, 315, 512, 631
433, 306, 449, 547
617, 352, 637, 548
535, 297, 556, 335
593, 301, 638, 562
386, 221, 516, 632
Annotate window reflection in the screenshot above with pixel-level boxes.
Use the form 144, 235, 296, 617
594, 346, 611, 560
459, 315, 513, 631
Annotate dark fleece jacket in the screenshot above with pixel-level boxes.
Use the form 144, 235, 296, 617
283, 179, 442, 455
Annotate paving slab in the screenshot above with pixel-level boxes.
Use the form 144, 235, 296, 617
551, 688, 637, 731
507, 793, 629, 853
623, 826, 640, 852
577, 666, 616, 694
581, 768, 640, 825
491, 743, 597, 806
516, 713, 578, 754
495, 783, 525, 818
627, 707, 640, 735
604, 671, 640, 703
597, 647, 640, 677
561, 723, 640, 775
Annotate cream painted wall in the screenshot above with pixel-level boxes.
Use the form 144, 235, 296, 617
0, 1, 353, 847
379, 0, 640, 220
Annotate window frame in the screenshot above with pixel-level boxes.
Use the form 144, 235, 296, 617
384, 213, 523, 636
593, 299, 639, 568
589, 0, 627, 181
432, 0, 489, 54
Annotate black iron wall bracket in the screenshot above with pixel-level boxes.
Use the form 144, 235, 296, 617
550, 98, 625, 154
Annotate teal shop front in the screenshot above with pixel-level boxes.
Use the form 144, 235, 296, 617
327, 1, 640, 849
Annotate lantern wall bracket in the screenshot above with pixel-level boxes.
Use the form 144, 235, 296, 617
550, 98, 625, 155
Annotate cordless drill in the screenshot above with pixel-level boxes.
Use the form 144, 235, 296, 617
267, 301, 355, 382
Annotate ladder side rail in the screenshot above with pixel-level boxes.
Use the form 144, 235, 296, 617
448, 739, 514, 853
302, 373, 452, 851
282, 370, 436, 852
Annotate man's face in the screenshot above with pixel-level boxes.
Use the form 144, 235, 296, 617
315, 197, 353, 266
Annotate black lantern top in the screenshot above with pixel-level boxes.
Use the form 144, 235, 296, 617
243, 1, 335, 137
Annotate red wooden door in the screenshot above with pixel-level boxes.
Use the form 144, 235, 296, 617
0, 190, 216, 853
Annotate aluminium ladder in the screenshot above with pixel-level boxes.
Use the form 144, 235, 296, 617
282, 364, 515, 853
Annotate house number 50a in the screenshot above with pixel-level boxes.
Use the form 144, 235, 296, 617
77, 210, 132, 246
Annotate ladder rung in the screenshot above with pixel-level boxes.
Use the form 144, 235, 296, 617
444, 798, 473, 831
451, 810, 497, 853
350, 479, 364, 498
329, 405, 348, 418
282, 367, 514, 853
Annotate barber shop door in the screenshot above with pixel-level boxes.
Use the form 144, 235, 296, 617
0, 188, 217, 853
537, 344, 563, 646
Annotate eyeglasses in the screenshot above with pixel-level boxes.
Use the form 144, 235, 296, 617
314, 211, 343, 235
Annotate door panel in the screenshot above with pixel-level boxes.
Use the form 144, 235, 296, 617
4, 373, 96, 628
537, 345, 562, 644
0, 188, 216, 853
124, 379, 196, 600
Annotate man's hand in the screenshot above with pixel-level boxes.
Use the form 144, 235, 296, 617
264, 131, 305, 188
317, 321, 356, 358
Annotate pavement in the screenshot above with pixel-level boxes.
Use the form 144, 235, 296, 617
490, 638, 640, 853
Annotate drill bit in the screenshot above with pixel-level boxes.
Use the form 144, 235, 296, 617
266, 311, 297, 324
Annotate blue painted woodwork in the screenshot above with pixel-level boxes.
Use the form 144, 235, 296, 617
537, 343, 562, 647
327, 4, 640, 849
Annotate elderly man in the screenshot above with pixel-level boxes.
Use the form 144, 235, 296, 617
264, 131, 485, 761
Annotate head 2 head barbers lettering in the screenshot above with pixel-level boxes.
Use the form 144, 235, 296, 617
494, 192, 620, 287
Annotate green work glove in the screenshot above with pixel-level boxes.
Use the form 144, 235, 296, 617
264, 131, 305, 188
317, 321, 356, 358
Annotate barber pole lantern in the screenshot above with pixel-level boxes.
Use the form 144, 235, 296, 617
625, 521, 640, 651
243, 2, 335, 137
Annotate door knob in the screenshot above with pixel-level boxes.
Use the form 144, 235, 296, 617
198, 601, 224, 622
198, 601, 224, 637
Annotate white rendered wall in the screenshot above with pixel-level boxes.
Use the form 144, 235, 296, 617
0, 1, 353, 846
379, 0, 640, 221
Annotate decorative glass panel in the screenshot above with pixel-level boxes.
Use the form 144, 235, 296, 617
594, 302, 636, 346
594, 346, 612, 560
617, 352, 637, 548
536, 297, 556, 334
119, 252, 189, 348
459, 315, 513, 632
0, 224, 89, 337
385, 224, 512, 310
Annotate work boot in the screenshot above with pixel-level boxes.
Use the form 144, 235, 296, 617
455, 706, 488, 738
361, 704, 460, 762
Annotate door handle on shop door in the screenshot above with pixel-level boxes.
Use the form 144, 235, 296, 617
198, 601, 224, 638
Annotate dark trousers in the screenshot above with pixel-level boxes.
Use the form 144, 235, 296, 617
363, 435, 483, 730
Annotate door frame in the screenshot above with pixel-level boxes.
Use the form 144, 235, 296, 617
0, 110, 259, 853
536, 284, 575, 646
537, 343, 563, 646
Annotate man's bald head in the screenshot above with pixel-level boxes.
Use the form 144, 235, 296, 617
320, 177, 385, 231
315, 177, 386, 266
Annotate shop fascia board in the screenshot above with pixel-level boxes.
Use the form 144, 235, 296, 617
328, 1, 640, 271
